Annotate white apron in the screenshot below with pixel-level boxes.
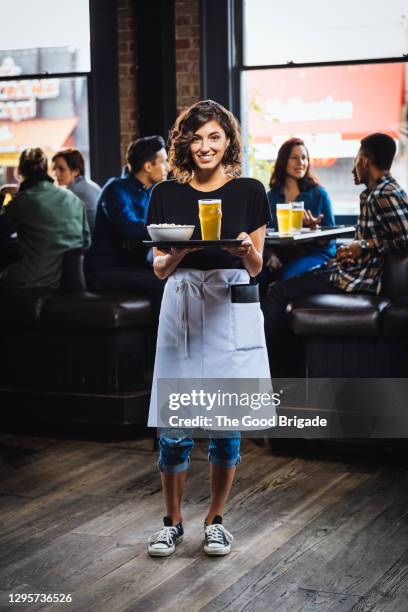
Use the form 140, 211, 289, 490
147, 268, 273, 428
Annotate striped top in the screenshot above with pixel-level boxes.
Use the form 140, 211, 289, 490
331, 175, 408, 293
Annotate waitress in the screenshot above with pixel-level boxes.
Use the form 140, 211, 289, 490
147, 100, 271, 558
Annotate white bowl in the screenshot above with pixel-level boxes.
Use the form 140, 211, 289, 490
147, 224, 195, 241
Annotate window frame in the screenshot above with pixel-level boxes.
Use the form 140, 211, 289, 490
200, 0, 408, 222
0, 0, 121, 186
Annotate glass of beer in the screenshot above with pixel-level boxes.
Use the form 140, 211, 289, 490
276, 203, 292, 235
2, 193, 12, 207
198, 199, 222, 240
290, 201, 304, 232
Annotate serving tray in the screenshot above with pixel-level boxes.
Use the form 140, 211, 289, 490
143, 239, 244, 248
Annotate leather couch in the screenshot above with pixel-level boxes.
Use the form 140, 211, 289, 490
260, 248, 408, 440
2, 246, 408, 428
287, 247, 408, 377
0, 249, 155, 425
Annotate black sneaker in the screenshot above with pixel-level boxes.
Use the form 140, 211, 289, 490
204, 515, 233, 556
148, 516, 184, 557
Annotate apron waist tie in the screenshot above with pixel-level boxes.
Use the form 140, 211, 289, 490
176, 279, 204, 359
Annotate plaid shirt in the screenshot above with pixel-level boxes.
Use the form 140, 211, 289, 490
331, 175, 408, 294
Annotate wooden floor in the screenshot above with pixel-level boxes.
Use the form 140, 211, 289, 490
1, 430, 408, 612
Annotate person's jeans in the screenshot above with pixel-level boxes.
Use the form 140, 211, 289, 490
281, 252, 331, 280
158, 429, 241, 474
258, 249, 333, 298
262, 268, 345, 377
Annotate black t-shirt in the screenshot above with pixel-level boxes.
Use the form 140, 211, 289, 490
147, 178, 271, 269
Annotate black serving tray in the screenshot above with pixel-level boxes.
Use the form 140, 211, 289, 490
143, 239, 244, 248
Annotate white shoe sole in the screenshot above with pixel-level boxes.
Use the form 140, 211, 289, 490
148, 535, 183, 557
204, 543, 231, 556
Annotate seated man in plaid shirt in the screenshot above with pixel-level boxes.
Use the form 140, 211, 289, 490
264, 132, 408, 377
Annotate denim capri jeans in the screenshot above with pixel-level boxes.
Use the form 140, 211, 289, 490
158, 429, 241, 474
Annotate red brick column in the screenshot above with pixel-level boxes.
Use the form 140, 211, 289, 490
175, 0, 201, 113
117, 0, 139, 164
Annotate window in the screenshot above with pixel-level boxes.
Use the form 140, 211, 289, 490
242, 63, 406, 215
239, 0, 408, 218
243, 0, 408, 65
0, 0, 91, 184
1, 0, 90, 74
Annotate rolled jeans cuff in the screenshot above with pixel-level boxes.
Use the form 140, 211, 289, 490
158, 457, 190, 474
208, 454, 241, 468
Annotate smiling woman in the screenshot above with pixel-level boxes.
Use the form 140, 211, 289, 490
263, 137, 336, 282
146, 99, 272, 558
168, 100, 241, 185
190, 122, 228, 172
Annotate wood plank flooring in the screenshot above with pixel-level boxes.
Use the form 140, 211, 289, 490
0, 431, 408, 611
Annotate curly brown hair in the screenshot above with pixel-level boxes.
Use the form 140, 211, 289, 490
168, 100, 242, 183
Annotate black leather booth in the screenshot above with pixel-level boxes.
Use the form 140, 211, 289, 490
287, 248, 408, 377
2, 247, 408, 427
0, 249, 155, 425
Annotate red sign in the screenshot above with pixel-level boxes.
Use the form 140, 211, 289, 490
247, 63, 404, 142
0, 79, 60, 101
0, 79, 60, 122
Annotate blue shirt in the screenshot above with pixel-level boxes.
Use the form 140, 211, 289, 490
85, 167, 153, 274
267, 184, 336, 257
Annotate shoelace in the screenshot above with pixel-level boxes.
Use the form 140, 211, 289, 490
205, 524, 233, 544
149, 526, 179, 546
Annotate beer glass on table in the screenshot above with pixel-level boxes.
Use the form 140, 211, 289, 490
290, 201, 304, 232
276, 203, 291, 235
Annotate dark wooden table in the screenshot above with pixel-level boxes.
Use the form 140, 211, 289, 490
264, 225, 355, 246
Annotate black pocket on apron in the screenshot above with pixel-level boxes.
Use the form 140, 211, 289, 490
230, 283, 259, 303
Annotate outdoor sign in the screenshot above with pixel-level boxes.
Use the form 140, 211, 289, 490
0, 49, 78, 164
247, 63, 404, 158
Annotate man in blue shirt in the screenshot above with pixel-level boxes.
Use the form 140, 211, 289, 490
85, 136, 169, 320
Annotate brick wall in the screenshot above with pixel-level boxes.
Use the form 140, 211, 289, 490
116, 0, 201, 160
117, 0, 139, 165
175, 0, 201, 113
